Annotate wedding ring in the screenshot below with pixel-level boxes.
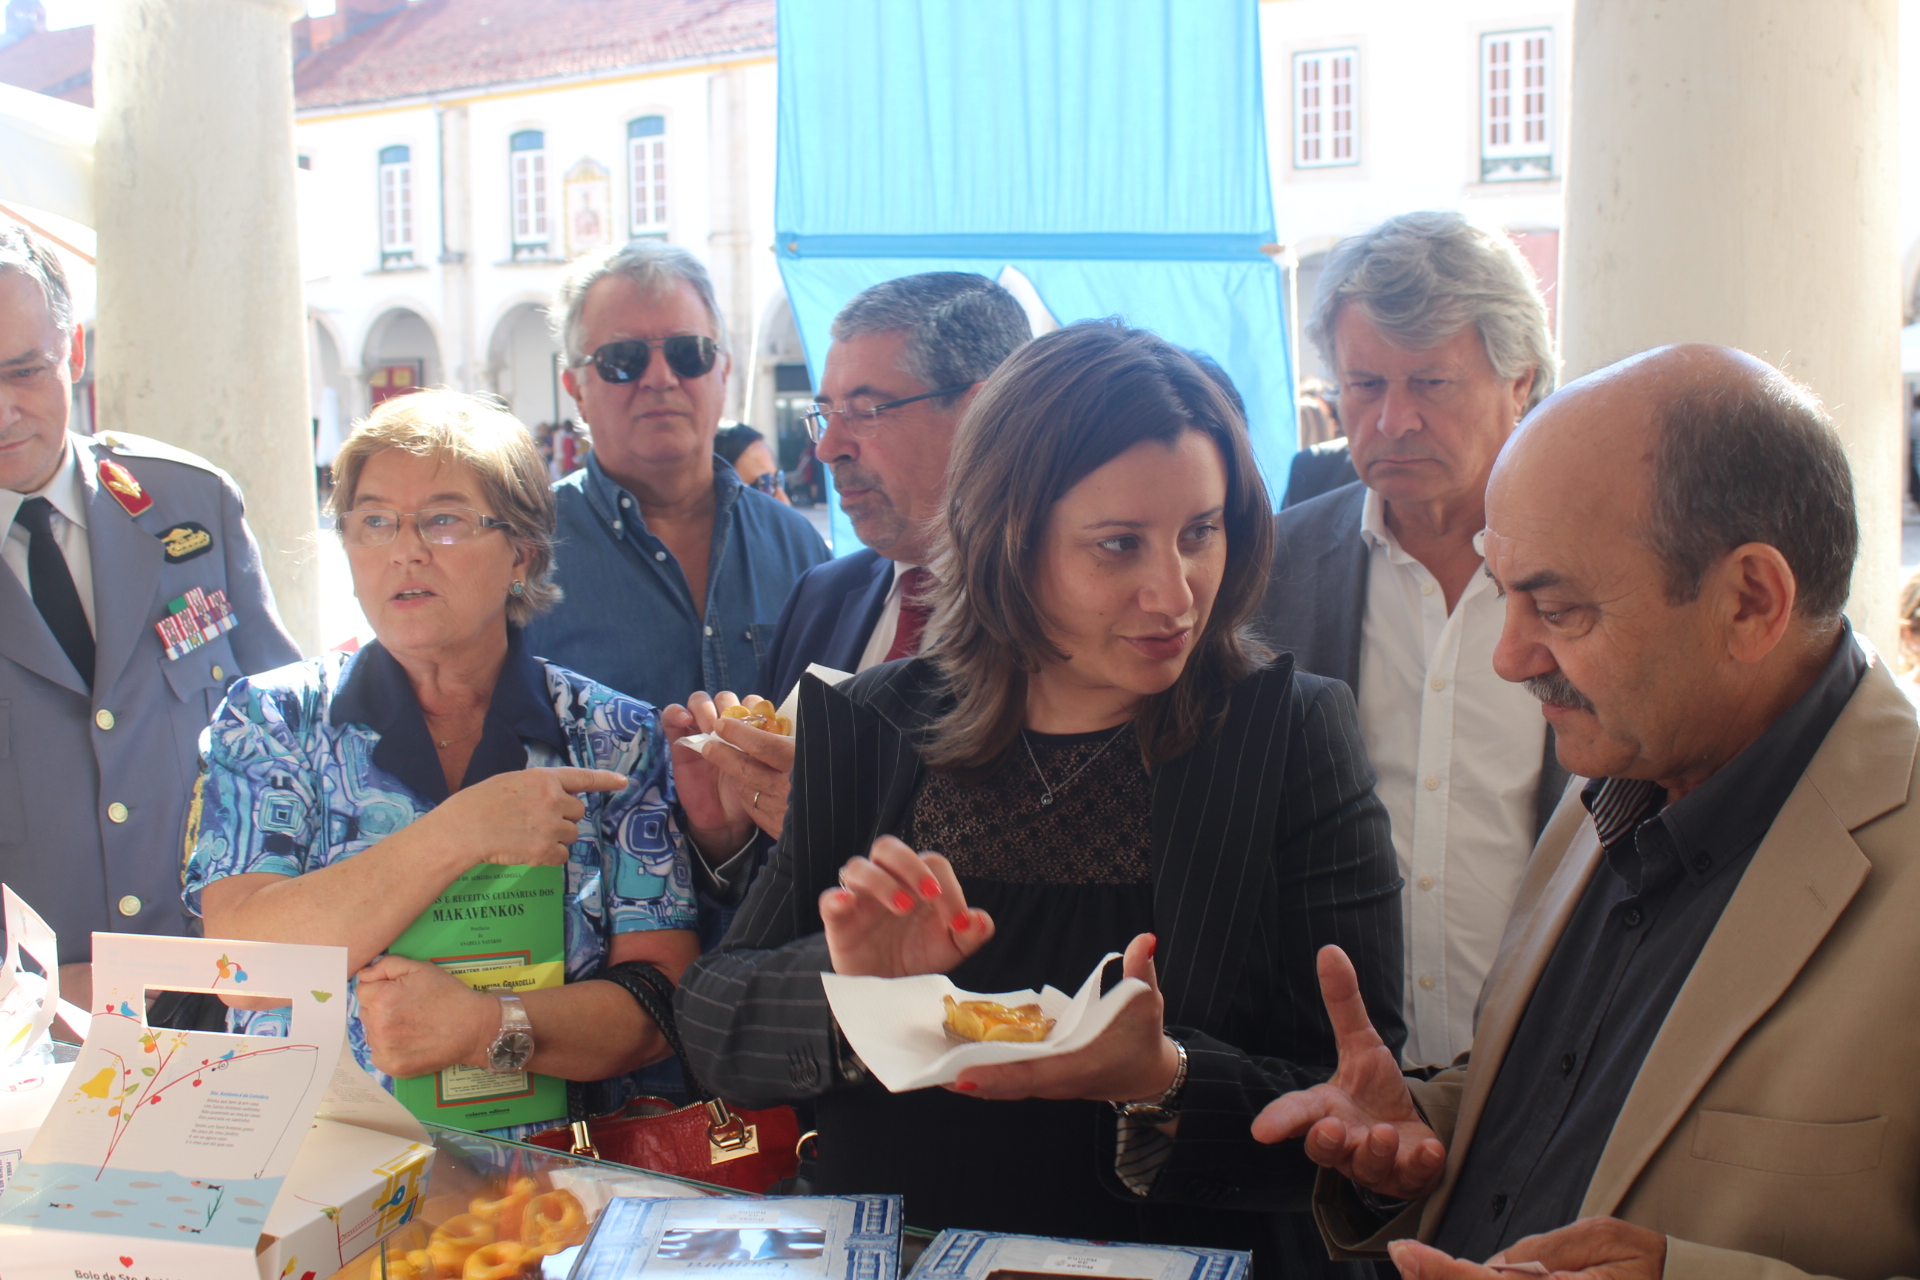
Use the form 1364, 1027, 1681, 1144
753, 790, 763, 808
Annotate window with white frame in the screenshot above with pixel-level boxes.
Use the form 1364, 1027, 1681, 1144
629, 115, 669, 236
1481, 30, 1553, 181
510, 129, 550, 256
1293, 49, 1358, 169
378, 145, 414, 267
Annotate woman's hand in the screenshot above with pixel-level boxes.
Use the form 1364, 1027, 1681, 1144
949, 932, 1179, 1104
354, 955, 499, 1079
421, 767, 629, 870
821, 836, 994, 977
662, 693, 760, 859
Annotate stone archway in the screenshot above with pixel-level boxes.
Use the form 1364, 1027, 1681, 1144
487, 302, 562, 428
362, 307, 442, 405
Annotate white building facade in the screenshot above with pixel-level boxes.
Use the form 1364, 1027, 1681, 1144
293, 13, 788, 459
291, 0, 1581, 454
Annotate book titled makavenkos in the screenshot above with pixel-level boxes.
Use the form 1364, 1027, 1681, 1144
388, 863, 567, 1131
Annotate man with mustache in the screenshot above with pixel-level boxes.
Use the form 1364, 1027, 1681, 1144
1256, 344, 1916, 1280
523, 241, 827, 715
1257, 212, 1566, 1073
667, 273, 1030, 847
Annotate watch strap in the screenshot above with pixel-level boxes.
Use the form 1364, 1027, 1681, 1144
485, 990, 535, 1073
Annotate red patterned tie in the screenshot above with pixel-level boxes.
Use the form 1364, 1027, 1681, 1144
884, 565, 934, 662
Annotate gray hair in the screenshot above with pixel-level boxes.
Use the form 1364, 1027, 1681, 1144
1649, 369, 1857, 624
1308, 211, 1557, 412
830, 272, 1032, 407
0, 222, 75, 353
552, 240, 726, 367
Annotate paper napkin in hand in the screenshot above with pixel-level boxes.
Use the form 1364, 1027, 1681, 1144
677, 663, 853, 754
821, 952, 1149, 1092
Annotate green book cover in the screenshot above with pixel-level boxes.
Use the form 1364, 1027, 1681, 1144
387, 863, 568, 1131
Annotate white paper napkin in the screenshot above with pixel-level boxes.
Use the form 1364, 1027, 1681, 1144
677, 663, 853, 753
820, 952, 1149, 1092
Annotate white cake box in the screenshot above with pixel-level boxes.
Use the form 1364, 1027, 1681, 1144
0, 932, 434, 1280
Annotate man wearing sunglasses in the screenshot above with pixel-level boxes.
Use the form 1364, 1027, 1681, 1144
522, 241, 828, 722
665, 272, 1030, 860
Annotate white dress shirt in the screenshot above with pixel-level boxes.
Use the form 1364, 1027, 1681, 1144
855, 560, 915, 672
0, 438, 97, 633
1354, 487, 1544, 1070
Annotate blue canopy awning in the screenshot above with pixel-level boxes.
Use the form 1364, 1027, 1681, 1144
775, 0, 1294, 553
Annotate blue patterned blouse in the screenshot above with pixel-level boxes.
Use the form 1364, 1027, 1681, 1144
182, 630, 697, 1140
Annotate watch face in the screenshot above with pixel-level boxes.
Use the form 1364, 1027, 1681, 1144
489, 1029, 536, 1072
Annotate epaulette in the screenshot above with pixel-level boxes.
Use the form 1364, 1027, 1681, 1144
89, 431, 235, 486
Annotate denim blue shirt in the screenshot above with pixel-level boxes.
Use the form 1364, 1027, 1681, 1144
524, 454, 830, 711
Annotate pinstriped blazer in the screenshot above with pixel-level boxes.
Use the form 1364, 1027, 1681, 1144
676, 654, 1407, 1212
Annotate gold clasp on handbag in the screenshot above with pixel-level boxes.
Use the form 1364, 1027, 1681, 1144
568, 1120, 600, 1160
705, 1099, 761, 1164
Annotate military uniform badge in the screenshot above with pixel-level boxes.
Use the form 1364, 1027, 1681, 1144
98, 458, 154, 516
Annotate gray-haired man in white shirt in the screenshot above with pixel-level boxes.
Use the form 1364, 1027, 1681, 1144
1256, 211, 1567, 1071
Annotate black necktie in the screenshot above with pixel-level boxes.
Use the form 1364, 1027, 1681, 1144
15, 497, 95, 689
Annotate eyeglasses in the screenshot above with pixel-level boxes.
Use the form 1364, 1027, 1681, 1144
584, 335, 719, 384
337, 507, 513, 547
801, 385, 973, 443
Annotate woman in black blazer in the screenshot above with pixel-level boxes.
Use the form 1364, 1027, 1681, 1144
676, 321, 1404, 1276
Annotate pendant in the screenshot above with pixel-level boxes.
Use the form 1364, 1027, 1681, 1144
1040, 794, 1053, 806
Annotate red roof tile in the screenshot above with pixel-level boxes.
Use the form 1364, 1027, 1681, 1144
294, 0, 775, 111
0, 25, 93, 105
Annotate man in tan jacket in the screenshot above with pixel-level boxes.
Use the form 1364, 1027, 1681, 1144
1253, 344, 1918, 1280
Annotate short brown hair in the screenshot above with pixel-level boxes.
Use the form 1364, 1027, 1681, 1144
921, 320, 1274, 777
328, 390, 560, 626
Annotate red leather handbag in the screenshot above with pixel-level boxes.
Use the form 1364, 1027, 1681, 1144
535, 958, 803, 1193
527, 1095, 801, 1193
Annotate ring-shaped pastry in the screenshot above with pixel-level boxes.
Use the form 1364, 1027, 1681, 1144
470, 1176, 538, 1243
524, 1188, 590, 1254
369, 1246, 434, 1280
428, 1213, 496, 1274
464, 1241, 534, 1280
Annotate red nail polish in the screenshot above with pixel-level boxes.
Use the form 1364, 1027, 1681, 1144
955, 1080, 976, 1091
919, 876, 941, 898
1145, 934, 1157, 959
951, 911, 971, 931
892, 891, 915, 912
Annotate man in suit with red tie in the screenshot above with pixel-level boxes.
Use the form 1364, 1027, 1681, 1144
664, 272, 1030, 870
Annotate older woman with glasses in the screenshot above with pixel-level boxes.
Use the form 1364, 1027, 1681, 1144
184, 390, 746, 1138
679, 321, 1404, 1274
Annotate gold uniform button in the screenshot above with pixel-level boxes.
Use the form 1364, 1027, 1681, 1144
107, 801, 129, 823
212, 664, 225, 682
117, 895, 142, 917
95, 709, 115, 730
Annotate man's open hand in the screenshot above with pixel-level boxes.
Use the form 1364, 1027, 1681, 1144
1388, 1218, 1666, 1280
1250, 945, 1446, 1201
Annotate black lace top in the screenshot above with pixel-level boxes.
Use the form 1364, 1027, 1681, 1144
902, 726, 1152, 884
815, 728, 1162, 1241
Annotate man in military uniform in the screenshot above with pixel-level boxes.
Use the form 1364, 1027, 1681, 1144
0, 222, 299, 1011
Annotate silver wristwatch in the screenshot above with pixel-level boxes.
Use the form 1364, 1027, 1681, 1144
484, 991, 535, 1074
1113, 1036, 1189, 1125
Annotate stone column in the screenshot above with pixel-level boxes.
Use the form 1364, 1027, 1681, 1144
92, 0, 318, 652
1559, 0, 1901, 650
708, 63, 754, 420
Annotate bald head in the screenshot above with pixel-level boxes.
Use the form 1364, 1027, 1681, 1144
1482, 344, 1857, 796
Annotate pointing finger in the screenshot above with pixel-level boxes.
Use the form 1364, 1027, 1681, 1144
1317, 945, 1386, 1059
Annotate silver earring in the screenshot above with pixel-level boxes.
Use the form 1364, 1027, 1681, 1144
510, 581, 525, 596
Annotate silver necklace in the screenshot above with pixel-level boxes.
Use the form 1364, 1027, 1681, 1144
1022, 724, 1130, 807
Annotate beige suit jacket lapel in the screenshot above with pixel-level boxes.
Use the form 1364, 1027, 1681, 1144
1577, 657, 1916, 1216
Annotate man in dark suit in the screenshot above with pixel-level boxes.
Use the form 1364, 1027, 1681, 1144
1257, 212, 1562, 1074
670, 272, 1030, 851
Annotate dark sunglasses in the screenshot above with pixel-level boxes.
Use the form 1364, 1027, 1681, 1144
588, 335, 719, 384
